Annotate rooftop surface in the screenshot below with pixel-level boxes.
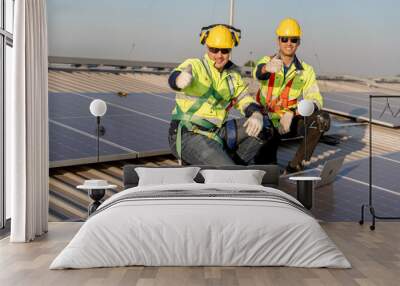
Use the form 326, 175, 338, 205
48, 69, 400, 223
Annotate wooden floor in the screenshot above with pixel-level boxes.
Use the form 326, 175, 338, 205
1, 222, 399, 286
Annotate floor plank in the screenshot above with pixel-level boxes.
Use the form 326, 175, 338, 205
1, 222, 399, 286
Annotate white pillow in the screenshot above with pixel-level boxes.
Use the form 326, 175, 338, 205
200, 169, 266, 185
135, 167, 200, 186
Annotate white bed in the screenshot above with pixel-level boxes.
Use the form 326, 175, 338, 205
50, 183, 351, 269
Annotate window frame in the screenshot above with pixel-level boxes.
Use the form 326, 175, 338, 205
1, 0, 14, 230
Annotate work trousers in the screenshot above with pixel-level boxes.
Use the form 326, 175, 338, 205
254, 110, 330, 168
168, 118, 268, 165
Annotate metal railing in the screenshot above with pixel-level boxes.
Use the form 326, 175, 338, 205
359, 95, 400, 230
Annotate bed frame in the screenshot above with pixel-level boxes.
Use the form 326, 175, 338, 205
123, 164, 280, 189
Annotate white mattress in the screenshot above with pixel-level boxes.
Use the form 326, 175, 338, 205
50, 183, 351, 269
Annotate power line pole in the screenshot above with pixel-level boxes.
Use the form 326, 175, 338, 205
229, 0, 234, 26
229, 0, 235, 59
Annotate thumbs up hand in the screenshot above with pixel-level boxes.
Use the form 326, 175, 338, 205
264, 54, 283, 74
176, 65, 193, 89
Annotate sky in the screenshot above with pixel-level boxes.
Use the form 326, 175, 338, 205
47, 0, 400, 77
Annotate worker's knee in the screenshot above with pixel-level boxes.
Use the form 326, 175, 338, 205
310, 110, 330, 132
316, 110, 331, 132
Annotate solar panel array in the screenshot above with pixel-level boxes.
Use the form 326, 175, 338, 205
323, 92, 400, 127
48, 70, 400, 165
49, 91, 176, 163
49, 91, 400, 164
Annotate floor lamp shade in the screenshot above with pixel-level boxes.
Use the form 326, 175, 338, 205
298, 99, 314, 117
90, 99, 107, 117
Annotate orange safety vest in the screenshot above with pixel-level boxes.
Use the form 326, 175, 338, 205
256, 73, 297, 114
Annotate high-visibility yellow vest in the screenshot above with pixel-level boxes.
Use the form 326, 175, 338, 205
172, 54, 255, 128
253, 55, 323, 127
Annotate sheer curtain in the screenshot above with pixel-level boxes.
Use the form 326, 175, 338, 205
7, 0, 49, 242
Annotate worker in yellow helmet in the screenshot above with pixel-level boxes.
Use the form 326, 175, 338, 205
168, 24, 273, 165
253, 18, 332, 173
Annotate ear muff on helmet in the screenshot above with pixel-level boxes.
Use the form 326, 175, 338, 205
199, 24, 241, 47
231, 30, 241, 46
199, 29, 209, 45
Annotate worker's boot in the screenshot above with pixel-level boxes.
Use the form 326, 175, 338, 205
283, 162, 304, 175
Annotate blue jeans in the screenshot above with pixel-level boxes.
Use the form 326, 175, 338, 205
168, 118, 266, 165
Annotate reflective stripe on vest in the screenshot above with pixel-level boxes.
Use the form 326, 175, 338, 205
256, 73, 297, 113
200, 58, 236, 113
202, 58, 235, 111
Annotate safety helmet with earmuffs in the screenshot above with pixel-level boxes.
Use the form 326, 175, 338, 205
199, 24, 241, 49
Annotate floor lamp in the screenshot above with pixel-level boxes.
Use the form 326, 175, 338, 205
89, 99, 107, 162
290, 99, 317, 210
298, 99, 315, 162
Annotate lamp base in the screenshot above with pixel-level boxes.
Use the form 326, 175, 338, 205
297, 180, 313, 210
88, 189, 106, 216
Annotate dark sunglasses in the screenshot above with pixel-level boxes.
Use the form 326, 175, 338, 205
279, 37, 300, 44
208, 47, 231, 54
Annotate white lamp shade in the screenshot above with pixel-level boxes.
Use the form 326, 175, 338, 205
298, 99, 315, 117
89, 99, 107, 117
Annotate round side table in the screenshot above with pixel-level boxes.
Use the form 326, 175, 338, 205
289, 176, 321, 210
77, 183, 117, 216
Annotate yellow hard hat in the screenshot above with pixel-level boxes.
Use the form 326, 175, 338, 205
276, 18, 302, 38
199, 24, 241, 48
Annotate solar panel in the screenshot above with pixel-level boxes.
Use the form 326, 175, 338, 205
49, 121, 130, 161
81, 92, 175, 121
49, 91, 177, 163
323, 92, 400, 127
83, 92, 175, 114
381, 151, 400, 161
339, 156, 400, 194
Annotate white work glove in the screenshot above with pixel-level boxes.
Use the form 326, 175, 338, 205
176, 65, 193, 89
278, 111, 294, 135
243, 112, 264, 137
264, 54, 283, 74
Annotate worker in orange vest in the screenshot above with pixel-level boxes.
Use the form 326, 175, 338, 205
253, 18, 331, 173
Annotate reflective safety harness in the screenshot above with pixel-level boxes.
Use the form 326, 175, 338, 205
256, 73, 297, 114
172, 58, 235, 159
